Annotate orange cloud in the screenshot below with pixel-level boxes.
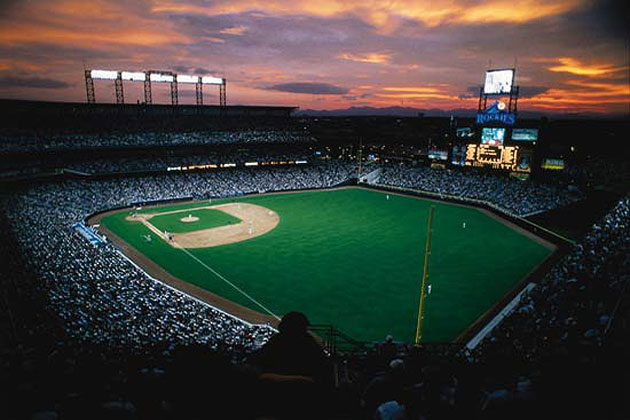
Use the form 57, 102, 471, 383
0, 23, 189, 47
337, 53, 391, 64
201, 36, 226, 43
382, 87, 443, 93
150, 0, 347, 19
220, 26, 248, 35
448, 0, 582, 24
54, 0, 130, 19
523, 79, 629, 113
151, 0, 585, 30
0, 60, 41, 71
377, 93, 456, 100
376, 86, 458, 101
547, 57, 625, 77
565, 80, 630, 96
0, 0, 189, 49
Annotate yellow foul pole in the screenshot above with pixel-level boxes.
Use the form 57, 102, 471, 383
357, 138, 363, 181
415, 205, 435, 345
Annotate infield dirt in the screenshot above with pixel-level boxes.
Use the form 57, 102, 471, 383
126, 203, 279, 248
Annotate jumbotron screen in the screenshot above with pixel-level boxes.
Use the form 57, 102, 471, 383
542, 158, 565, 170
481, 127, 505, 146
451, 145, 467, 166
484, 69, 514, 95
465, 144, 530, 172
456, 128, 473, 138
516, 149, 533, 172
512, 128, 539, 141
428, 149, 448, 161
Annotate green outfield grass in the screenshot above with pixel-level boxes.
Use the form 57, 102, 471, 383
101, 187, 552, 343
149, 208, 241, 233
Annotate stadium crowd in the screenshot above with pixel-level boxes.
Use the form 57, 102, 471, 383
0, 129, 315, 152
379, 164, 582, 216
559, 156, 630, 193
3, 163, 355, 342
62, 150, 313, 174
1, 161, 627, 419
0, 162, 357, 418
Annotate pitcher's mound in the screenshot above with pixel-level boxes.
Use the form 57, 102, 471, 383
127, 203, 279, 249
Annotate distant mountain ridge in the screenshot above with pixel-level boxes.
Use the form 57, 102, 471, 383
294, 106, 625, 120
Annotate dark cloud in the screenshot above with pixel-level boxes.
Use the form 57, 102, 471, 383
458, 86, 479, 99
0, 43, 120, 64
194, 68, 214, 75
0, 76, 71, 89
170, 12, 375, 65
442, 8, 624, 63
565, 0, 629, 39
172, 65, 191, 73
519, 86, 551, 98
267, 82, 348, 95
170, 66, 218, 76
0, 0, 23, 18
343, 93, 373, 101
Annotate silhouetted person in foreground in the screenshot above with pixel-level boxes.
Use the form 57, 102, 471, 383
249, 311, 335, 419
167, 344, 256, 419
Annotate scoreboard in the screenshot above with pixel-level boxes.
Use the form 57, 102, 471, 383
465, 144, 530, 172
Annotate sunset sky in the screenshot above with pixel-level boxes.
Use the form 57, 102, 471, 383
0, 0, 627, 114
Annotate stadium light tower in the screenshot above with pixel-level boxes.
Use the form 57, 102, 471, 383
84, 68, 227, 106
146, 71, 176, 105
85, 69, 117, 103
196, 79, 203, 105
114, 72, 124, 104
219, 80, 227, 107
202, 75, 227, 107
84, 70, 95, 103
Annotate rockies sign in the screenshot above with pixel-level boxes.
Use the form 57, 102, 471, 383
476, 101, 516, 125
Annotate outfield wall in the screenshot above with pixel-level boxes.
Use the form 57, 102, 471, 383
363, 181, 574, 245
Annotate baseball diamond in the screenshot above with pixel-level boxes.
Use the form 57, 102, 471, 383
93, 186, 555, 343
125, 204, 279, 248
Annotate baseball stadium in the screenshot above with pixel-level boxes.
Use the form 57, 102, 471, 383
1, 2, 629, 417
2, 96, 627, 419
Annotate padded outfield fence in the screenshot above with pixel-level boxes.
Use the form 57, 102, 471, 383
363, 181, 575, 245
309, 324, 369, 355
308, 324, 461, 358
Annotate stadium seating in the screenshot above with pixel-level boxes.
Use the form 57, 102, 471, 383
1, 124, 628, 418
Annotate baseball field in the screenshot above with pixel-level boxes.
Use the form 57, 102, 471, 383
95, 187, 554, 343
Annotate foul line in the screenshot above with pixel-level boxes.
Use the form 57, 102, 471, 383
176, 245, 280, 320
